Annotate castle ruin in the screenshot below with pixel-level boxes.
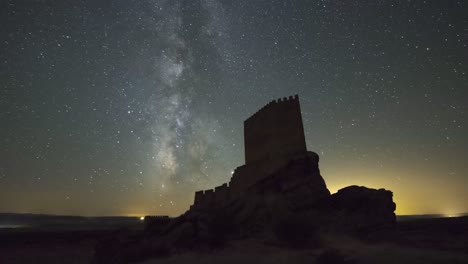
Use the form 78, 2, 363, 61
96, 95, 397, 260
191, 95, 309, 210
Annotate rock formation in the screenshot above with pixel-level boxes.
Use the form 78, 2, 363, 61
184, 95, 396, 235
94, 95, 397, 263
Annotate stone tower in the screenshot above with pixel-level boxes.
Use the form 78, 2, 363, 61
244, 94, 307, 164
191, 95, 311, 209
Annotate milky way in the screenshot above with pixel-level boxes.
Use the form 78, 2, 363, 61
0, 1, 467, 216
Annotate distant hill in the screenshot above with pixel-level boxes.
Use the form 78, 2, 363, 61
0, 213, 142, 231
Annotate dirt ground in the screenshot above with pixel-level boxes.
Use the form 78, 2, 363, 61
1, 217, 467, 264
0, 230, 103, 264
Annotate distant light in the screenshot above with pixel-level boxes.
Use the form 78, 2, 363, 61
444, 213, 460, 218
140, 216, 144, 221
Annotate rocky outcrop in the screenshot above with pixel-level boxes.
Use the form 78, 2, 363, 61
93, 95, 398, 262
327, 186, 396, 235
184, 153, 396, 237
94, 152, 397, 262
186, 151, 331, 234
155, 152, 393, 238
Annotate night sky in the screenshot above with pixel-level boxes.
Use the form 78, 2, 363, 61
1, 1, 467, 217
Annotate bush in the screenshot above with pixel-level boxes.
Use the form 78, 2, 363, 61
273, 214, 319, 247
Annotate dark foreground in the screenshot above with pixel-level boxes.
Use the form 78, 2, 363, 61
1, 216, 467, 264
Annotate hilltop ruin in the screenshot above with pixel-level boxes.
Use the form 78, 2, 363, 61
95, 95, 397, 262
186, 95, 395, 235
191, 95, 317, 210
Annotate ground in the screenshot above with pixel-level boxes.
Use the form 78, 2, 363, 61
0, 217, 467, 264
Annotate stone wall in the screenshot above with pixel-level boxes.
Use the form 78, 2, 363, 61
214, 183, 230, 207
228, 153, 303, 195
244, 95, 307, 165
191, 183, 231, 210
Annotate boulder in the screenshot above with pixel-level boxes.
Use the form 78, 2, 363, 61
329, 185, 397, 235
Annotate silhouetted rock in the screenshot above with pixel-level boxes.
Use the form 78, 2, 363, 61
273, 213, 320, 247
329, 186, 396, 235
165, 221, 196, 247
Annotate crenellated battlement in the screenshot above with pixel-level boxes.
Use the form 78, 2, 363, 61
244, 94, 299, 125
192, 183, 231, 210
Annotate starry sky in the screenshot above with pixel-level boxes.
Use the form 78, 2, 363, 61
1, 1, 467, 217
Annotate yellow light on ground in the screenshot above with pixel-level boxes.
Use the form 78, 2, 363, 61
140, 216, 145, 221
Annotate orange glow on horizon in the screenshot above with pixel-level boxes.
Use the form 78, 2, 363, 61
323, 165, 467, 216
